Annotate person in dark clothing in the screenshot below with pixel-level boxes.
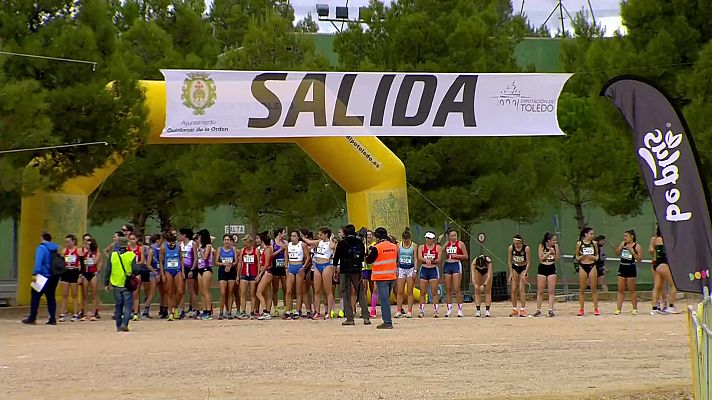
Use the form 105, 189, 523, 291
23, 232, 61, 325
333, 224, 370, 326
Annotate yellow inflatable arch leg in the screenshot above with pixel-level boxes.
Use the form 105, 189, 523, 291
16, 80, 408, 305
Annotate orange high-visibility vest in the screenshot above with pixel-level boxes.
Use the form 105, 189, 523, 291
372, 240, 398, 281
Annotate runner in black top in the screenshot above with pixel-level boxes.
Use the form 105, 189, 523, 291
594, 235, 608, 293
575, 227, 599, 316
507, 235, 530, 317
535, 232, 559, 317
613, 230, 641, 315
648, 226, 678, 314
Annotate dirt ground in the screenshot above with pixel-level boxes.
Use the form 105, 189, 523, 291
0, 300, 694, 400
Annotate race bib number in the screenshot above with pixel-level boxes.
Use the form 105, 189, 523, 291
65, 255, 77, 264
167, 259, 179, 269
512, 255, 525, 264
546, 254, 555, 262
424, 254, 435, 261
222, 257, 233, 264
243, 254, 255, 263
276, 259, 286, 268
399, 255, 413, 265
446, 247, 457, 255
85, 258, 95, 266
621, 248, 632, 260
181, 250, 188, 258
581, 246, 594, 256
289, 251, 300, 261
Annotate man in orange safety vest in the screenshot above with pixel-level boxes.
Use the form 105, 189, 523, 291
364, 227, 398, 329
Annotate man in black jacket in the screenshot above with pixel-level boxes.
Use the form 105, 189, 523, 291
334, 224, 370, 326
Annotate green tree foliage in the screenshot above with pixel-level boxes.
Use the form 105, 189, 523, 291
295, 13, 319, 33
0, 0, 148, 218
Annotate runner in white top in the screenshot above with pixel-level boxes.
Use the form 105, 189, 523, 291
301, 228, 336, 319
284, 231, 310, 320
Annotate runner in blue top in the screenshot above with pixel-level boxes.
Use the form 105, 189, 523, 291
216, 235, 238, 320
160, 232, 184, 321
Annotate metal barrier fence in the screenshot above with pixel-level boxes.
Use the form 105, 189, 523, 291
689, 287, 712, 400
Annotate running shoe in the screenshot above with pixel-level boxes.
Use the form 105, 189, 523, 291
510, 309, 518, 317
311, 313, 323, 320
272, 309, 280, 317
457, 310, 464, 318
363, 318, 371, 325
257, 312, 272, 320
174, 308, 180, 319
283, 312, 292, 320
433, 312, 439, 318
338, 309, 345, 318
240, 312, 250, 320
168, 313, 174, 321
71, 314, 79, 322
369, 310, 377, 319
519, 309, 527, 317
666, 306, 679, 314
577, 309, 584, 317
78, 311, 85, 319
548, 309, 555, 317
475, 310, 481, 318
533, 310, 542, 317
80, 315, 88, 322
305, 311, 313, 319
484, 310, 491, 318
227, 312, 234, 320
218, 313, 224, 320
201, 312, 213, 320
291, 312, 299, 320
394, 311, 403, 319
631, 309, 638, 315
94, 312, 101, 320
614, 309, 621, 316
142, 312, 150, 319
132, 313, 139, 321
406, 311, 413, 318
417, 311, 424, 318
445, 309, 452, 318
179, 311, 186, 319
594, 309, 600, 316
342, 320, 355, 326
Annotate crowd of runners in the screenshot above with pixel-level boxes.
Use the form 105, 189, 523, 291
49, 223, 679, 324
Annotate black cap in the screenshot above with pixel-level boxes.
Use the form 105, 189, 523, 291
374, 227, 388, 240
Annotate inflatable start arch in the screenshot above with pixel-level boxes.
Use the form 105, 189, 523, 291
16, 80, 408, 305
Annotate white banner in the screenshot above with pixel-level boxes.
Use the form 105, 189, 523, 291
160, 70, 572, 138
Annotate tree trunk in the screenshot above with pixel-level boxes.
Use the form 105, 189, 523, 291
248, 210, 259, 237
158, 208, 173, 232
132, 212, 148, 238
573, 187, 586, 231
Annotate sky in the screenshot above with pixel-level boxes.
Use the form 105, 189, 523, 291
205, 0, 626, 36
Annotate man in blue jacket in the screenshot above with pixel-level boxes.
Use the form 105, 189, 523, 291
22, 232, 61, 325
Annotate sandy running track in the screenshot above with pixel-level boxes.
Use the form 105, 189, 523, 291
0, 300, 692, 400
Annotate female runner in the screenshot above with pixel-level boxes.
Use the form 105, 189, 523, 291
471, 254, 493, 317
179, 228, 197, 318
238, 235, 259, 319
59, 234, 83, 322
575, 227, 599, 316
418, 231, 442, 318
146, 234, 166, 319
284, 231, 310, 320
195, 229, 214, 320
395, 228, 417, 318
270, 229, 288, 317
139, 234, 159, 319
443, 229, 468, 318
595, 235, 609, 292
127, 233, 146, 321
507, 234, 530, 317
301, 228, 336, 319
159, 232, 184, 321
535, 232, 559, 317
256, 232, 274, 320
80, 238, 101, 321
649, 227, 678, 314
216, 234, 238, 320
613, 230, 641, 315
301, 229, 315, 318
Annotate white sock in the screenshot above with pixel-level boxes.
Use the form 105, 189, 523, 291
447, 304, 452, 312
458, 304, 463, 311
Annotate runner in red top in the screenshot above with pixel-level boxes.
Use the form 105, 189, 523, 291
255, 232, 274, 320
127, 233, 145, 320
442, 229, 468, 318
59, 235, 83, 322
418, 231, 442, 318
238, 236, 259, 319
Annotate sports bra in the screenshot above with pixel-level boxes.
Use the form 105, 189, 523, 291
288, 242, 304, 263
445, 241, 463, 262
511, 245, 527, 266
421, 244, 438, 266
541, 245, 556, 265
315, 240, 333, 260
